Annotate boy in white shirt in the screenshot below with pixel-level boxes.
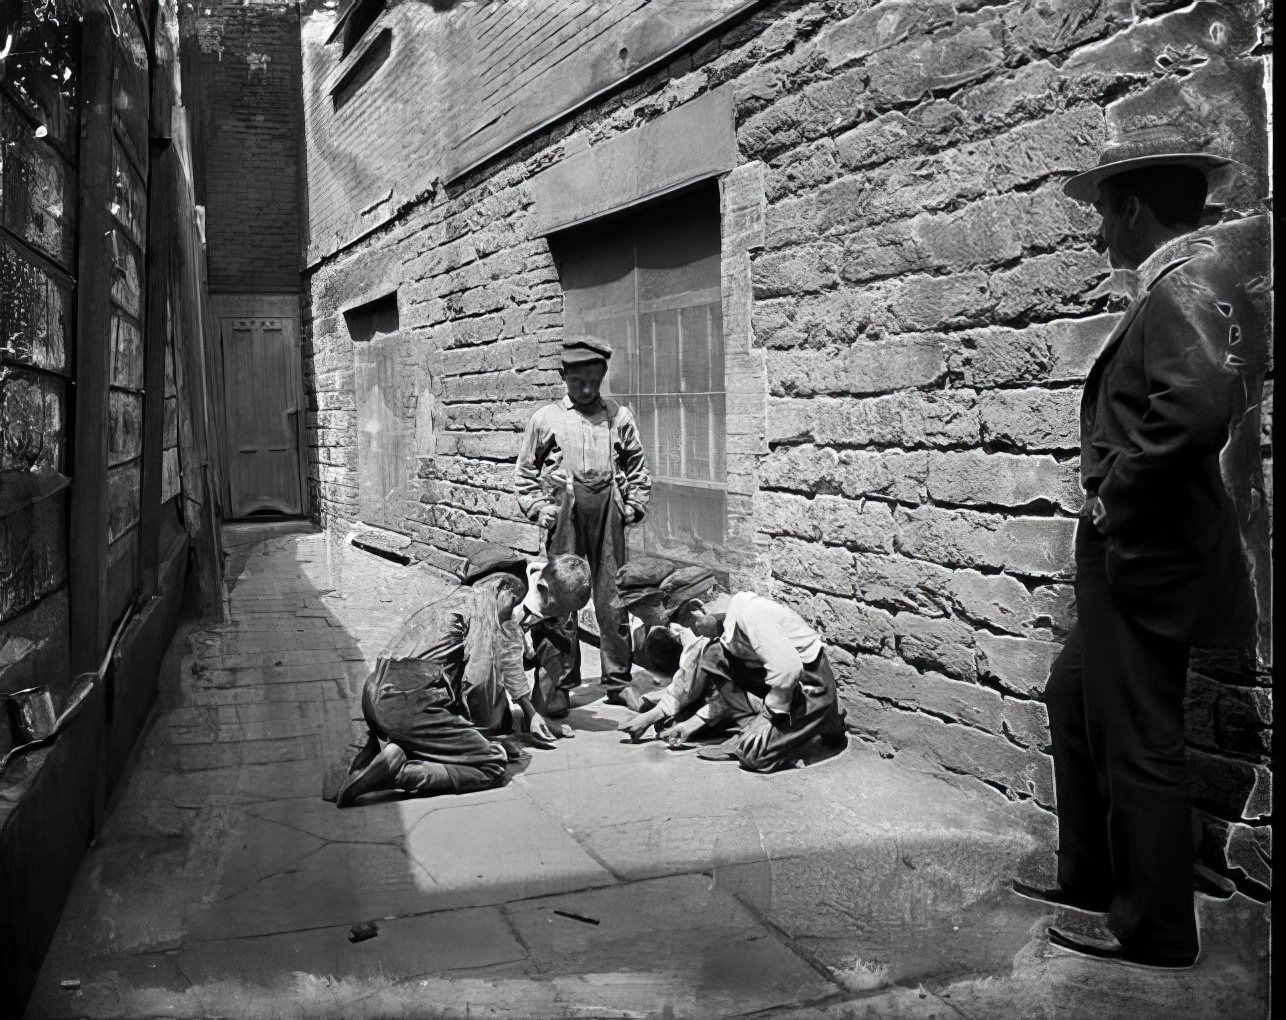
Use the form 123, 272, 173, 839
616, 570, 846, 771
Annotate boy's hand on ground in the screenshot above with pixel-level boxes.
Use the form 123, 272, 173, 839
524, 712, 557, 748
619, 714, 654, 742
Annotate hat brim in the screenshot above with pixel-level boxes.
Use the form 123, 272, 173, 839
1063, 153, 1236, 203
610, 588, 664, 612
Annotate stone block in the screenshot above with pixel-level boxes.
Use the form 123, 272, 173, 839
760, 445, 928, 503
764, 140, 837, 205
834, 99, 969, 172
978, 387, 1081, 451
1188, 747, 1260, 824
850, 551, 945, 616
896, 504, 1077, 579
989, 248, 1110, 324
896, 613, 977, 681
1000, 696, 1051, 751
919, 568, 1060, 638
926, 450, 1082, 512
1224, 823, 1271, 888
845, 692, 1055, 804
975, 632, 1063, 697
835, 652, 1004, 733
815, 0, 956, 69
754, 491, 898, 554
1002, 0, 1132, 59
766, 338, 946, 395
751, 243, 841, 298
776, 587, 898, 654
769, 537, 855, 596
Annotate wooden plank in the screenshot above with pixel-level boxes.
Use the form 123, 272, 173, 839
109, 312, 144, 389
171, 182, 224, 619
139, 143, 171, 597
106, 461, 141, 542
107, 389, 143, 466
68, 14, 116, 674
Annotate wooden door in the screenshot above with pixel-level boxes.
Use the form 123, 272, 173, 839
221, 316, 302, 516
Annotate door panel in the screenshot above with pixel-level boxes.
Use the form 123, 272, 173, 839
222, 316, 302, 516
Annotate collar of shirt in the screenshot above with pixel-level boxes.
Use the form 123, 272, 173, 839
1133, 229, 1216, 294
560, 394, 607, 414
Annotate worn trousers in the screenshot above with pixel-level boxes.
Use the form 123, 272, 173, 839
360, 665, 508, 796
545, 480, 632, 687
698, 643, 844, 773
1045, 522, 1197, 958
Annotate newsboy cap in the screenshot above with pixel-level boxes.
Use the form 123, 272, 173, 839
560, 334, 613, 367
459, 544, 528, 586
1063, 122, 1235, 204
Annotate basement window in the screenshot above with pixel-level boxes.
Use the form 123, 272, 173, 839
553, 183, 727, 568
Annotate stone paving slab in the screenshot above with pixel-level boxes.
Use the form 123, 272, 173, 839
26, 523, 1272, 1020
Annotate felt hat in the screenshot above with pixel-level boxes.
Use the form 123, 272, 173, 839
616, 557, 675, 592
657, 566, 718, 615
560, 334, 613, 367
459, 544, 529, 586
1063, 122, 1235, 203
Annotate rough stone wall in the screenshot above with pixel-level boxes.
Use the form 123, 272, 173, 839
194, 0, 305, 292
300, 0, 1272, 894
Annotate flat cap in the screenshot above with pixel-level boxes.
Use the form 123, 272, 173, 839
560, 334, 613, 367
459, 544, 529, 586
616, 557, 675, 593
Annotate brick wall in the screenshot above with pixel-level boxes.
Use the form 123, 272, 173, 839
300, 0, 1272, 894
194, 0, 305, 292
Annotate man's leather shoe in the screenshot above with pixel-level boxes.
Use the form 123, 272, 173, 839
1011, 879, 1111, 913
1048, 926, 1198, 969
336, 744, 406, 808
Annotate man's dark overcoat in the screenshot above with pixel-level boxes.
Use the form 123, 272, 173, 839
1080, 231, 1258, 646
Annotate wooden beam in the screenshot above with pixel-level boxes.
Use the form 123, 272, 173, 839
67, 14, 116, 677
137, 151, 171, 598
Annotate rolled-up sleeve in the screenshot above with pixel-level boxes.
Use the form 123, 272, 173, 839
495, 619, 531, 701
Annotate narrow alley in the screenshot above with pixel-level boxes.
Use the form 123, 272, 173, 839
22, 524, 1270, 1019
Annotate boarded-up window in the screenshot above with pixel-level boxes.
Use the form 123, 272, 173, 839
556, 184, 726, 567
348, 292, 417, 533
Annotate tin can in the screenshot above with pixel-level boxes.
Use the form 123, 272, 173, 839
6, 684, 58, 745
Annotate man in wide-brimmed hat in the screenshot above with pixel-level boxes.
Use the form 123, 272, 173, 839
1012, 125, 1260, 969
515, 335, 651, 713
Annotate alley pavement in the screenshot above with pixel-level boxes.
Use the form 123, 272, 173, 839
26, 523, 1269, 1019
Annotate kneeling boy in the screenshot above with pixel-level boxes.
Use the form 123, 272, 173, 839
336, 553, 591, 806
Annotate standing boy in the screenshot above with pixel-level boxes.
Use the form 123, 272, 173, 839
515, 336, 651, 703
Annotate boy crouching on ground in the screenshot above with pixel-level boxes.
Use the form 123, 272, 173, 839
618, 571, 846, 773
336, 551, 591, 807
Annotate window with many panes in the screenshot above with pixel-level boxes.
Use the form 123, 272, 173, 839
555, 184, 726, 567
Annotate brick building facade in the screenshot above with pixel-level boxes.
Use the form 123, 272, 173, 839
297, 0, 1272, 894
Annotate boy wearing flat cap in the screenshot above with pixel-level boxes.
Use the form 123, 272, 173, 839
515, 335, 651, 709
1012, 123, 1261, 970
616, 569, 847, 772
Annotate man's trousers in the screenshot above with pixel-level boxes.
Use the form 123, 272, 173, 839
697, 643, 844, 773
1045, 522, 1197, 959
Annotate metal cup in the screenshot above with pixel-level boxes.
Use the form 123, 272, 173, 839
6, 684, 58, 745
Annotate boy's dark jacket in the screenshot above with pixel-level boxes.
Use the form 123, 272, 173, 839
1080, 231, 1260, 648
